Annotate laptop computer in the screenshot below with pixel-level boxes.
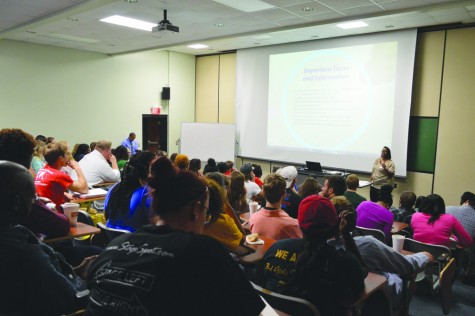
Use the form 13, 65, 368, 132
305, 161, 323, 173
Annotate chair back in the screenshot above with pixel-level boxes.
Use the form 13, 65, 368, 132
251, 282, 320, 316
77, 210, 95, 226
355, 226, 386, 244
439, 258, 456, 314
97, 222, 130, 243
402, 238, 451, 261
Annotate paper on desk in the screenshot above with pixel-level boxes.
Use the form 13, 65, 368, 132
78, 188, 107, 198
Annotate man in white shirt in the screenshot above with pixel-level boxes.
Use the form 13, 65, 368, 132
77, 140, 120, 186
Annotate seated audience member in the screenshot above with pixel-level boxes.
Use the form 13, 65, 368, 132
206, 172, 246, 236
189, 158, 202, 176
412, 194, 472, 248
259, 195, 365, 315
35, 142, 88, 207
356, 184, 394, 241
320, 175, 347, 199
202, 178, 245, 252
250, 174, 302, 240
104, 151, 156, 232
203, 157, 218, 174
298, 176, 322, 199
169, 152, 178, 163
344, 174, 367, 209
447, 192, 475, 283
252, 163, 264, 187
114, 145, 129, 171
78, 140, 121, 186
86, 157, 265, 316
241, 163, 264, 201
0, 128, 70, 237
392, 191, 417, 226
218, 161, 231, 175
35, 134, 47, 143
415, 195, 425, 211
226, 160, 235, 175
276, 166, 302, 219
89, 141, 97, 151
73, 143, 90, 162
46, 136, 55, 144
330, 196, 433, 311
227, 170, 249, 215
175, 153, 190, 170
31, 140, 46, 173
0, 161, 88, 315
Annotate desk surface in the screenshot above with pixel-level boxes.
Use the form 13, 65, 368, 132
44, 222, 100, 243
391, 222, 409, 234
341, 272, 387, 307
71, 195, 107, 203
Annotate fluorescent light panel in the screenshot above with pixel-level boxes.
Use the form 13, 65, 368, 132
212, 0, 274, 12
188, 44, 209, 49
100, 15, 157, 31
45, 33, 100, 43
337, 21, 368, 29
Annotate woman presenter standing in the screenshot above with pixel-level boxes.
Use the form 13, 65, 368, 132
370, 146, 395, 202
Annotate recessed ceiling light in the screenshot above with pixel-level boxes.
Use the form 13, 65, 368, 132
124, 0, 138, 3
215, 23, 224, 27
253, 42, 261, 45
26, 30, 37, 34
337, 21, 368, 29
45, 33, 100, 44
385, 25, 394, 28
310, 35, 319, 38
67, 17, 79, 22
187, 44, 209, 49
212, 0, 274, 12
301, 7, 314, 12
100, 15, 157, 31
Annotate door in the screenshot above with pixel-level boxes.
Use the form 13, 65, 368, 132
142, 114, 168, 153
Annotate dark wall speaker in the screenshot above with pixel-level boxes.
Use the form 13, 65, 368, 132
162, 87, 170, 100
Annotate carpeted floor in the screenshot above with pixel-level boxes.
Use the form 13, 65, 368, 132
410, 274, 475, 315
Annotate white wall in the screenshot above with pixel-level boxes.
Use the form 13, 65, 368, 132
0, 40, 195, 153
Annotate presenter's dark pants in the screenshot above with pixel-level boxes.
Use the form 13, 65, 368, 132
370, 185, 380, 202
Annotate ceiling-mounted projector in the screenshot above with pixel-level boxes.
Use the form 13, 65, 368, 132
152, 10, 179, 33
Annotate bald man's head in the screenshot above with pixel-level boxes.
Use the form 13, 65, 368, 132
0, 161, 35, 227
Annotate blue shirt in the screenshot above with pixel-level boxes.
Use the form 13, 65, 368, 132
121, 137, 139, 155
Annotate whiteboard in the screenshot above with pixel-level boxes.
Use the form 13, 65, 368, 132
180, 123, 235, 162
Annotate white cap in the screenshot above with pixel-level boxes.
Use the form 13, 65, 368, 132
276, 166, 298, 189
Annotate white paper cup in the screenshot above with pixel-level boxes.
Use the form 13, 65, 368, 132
249, 201, 258, 215
392, 234, 405, 253
62, 202, 80, 226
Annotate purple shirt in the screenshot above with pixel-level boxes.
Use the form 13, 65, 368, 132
356, 201, 394, 241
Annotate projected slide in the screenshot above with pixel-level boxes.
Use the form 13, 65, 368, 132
236, 29, 417, 176
267, 42, 397, 154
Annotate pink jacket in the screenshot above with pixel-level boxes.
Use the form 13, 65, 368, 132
411, 212, 473, 248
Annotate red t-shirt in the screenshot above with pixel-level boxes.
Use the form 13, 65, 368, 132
254, 177, 263, 188
35, 164, 73, 207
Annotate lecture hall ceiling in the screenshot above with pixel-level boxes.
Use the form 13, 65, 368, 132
1, 0, 475, 55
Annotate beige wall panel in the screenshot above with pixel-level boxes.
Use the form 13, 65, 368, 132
196, 55, 219, 123
411, 31, 445, 117
434, 27, 475, 205
393, 172, 434, 203
218, 54, 236, 123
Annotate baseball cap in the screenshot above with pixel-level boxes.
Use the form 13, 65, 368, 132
276, 166, 297, 189
298, 195, 338, 238
240, 163, 253, 174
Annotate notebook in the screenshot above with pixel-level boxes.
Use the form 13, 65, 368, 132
305, 161, 323, 173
